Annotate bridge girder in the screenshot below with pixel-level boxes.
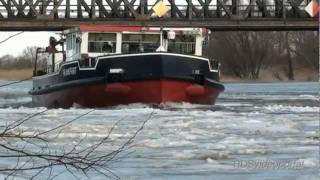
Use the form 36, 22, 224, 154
0, 0, 318, 31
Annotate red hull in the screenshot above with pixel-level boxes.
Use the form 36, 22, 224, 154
32, 80, 223, 108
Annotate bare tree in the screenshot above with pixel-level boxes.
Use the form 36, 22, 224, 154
273, 31, 318, 80
206, 31, 273, 79
0, 109, 153, 179
15, 46, 38, 69
0, 55, 15, 69
278, 31, 295, 80
273, 31, 296, 80
204, 31, 318, 80
290, 31, 319, 71
0, 46, 38, 69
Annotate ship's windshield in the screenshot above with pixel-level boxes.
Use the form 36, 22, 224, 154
66, 33, 81, 61
86, 32, 198, 55
88, 33, 116, 53
122, 34, 160, 53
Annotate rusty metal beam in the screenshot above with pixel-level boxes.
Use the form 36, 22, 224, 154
0, 19, 317, 31
77, 0, 82, 18
65, 0, 70, 18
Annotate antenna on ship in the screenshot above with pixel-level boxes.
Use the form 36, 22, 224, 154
156, 26, 166, 52
156, 27, 175, 52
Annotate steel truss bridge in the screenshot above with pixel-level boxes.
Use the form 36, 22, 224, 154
0, 0, 318, 31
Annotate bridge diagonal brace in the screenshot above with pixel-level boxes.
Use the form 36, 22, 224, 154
10, 0, 28, 16
104, 0, 121, 17
168, 0, 184, 18
10, 0, 31, 15
185, 0, 203, 18
242, 0, 256, 18
79, 0, 93, 15
33, 0, 41, 6
44, 0, 53, 10
198, 0, 213, 17
25, 0, 40, 16
197, 0, 209, 7
139, 0, 148, 15
95, 0, 109, 18
288, 0, 306, 17
255, 0, 271, 17
77, 0, 83, 18
217, 0, 232, 17
122, 0, 140, 18
27, 0, 42, 11
113, 0, 126, 17
49, 0, 64, 17
274, 0, 284, 17
0, 0, 12, 17
36, 0, 52, 15
123, 0, 138, 18
21, 0, 32, 11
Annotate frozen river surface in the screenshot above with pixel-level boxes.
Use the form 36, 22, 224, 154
0, 81, 318, 179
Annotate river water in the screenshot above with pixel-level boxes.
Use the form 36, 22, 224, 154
0, 81, 318, 179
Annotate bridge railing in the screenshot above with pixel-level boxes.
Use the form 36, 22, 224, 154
0, 0, 317, 20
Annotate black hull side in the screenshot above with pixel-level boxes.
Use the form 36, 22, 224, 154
30, 53, 224, 96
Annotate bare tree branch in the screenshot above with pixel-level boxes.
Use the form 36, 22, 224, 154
0, 108, 154, 179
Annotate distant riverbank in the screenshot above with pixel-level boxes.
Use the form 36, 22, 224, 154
0, 69, 33, 80
221, 67, 318, 83
0, 68, 318, 82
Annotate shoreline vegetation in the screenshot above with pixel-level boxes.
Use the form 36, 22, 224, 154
0, 31, 318, 83
0, 68, 317, 82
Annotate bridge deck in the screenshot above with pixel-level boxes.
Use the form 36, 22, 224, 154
0, 0, 318, 31
0, 19, 317, 31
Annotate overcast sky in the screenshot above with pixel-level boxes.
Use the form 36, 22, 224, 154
0, 0, 286, 56
0, 32, 59, 56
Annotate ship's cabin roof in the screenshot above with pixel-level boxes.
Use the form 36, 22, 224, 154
34, 26, 210, 76
63, 26, 208, 62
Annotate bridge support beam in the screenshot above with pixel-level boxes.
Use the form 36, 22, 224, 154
0, 19, 317, 31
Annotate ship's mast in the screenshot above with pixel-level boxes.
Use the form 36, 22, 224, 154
156, 27, 166, 52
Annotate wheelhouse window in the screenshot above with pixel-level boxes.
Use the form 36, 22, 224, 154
66, 33, 80, 61
168, 34, 195, 55
88, 33, 116, 53
122, 34, 159, 53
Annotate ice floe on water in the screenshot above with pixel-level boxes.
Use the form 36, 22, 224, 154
0, 82, 318, 179
298, 94, 319, 100
263, 104, 319, 113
